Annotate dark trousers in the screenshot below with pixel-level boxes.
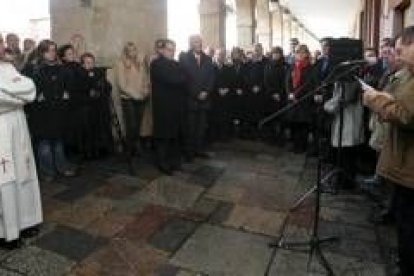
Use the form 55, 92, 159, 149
122, 99, 145, 155
156, 139, 181, 170
394, 184, 414, 276
209, 111, 232, 142
291, 122, 309, 152
186, 109, 208, 155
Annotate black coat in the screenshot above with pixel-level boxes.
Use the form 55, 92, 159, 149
151, 56, 187, 139
286, 64, 319, 124
244, 58, 268, 114
264, 60, 289, 113
27, 62, 68, 140
230, 62, 248, 115
212, 63, 235, 113
179, 51, 215, 111
61, 62, 87, 105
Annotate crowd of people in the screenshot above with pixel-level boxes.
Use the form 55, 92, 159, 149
1, 26, 414, 275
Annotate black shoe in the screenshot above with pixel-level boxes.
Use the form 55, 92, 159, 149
184, 153, 194, 163
0, 238, 23, 250
21, 226, 40, 239
158, 164, 173, 176
40, 174, 55, 183
195, 152, 210, 159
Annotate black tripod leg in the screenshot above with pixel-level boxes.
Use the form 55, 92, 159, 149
315, 244, 335, 276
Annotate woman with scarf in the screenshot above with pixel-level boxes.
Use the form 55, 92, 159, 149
286, 44, 319, 153
111, 42, 151, 158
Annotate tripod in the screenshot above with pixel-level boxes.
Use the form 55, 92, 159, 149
261, 64, 362, 276
100, 67, 136, 175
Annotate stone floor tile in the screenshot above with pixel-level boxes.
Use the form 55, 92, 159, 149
137, 176, 204, 211
269, 250, 387, 276
94, 180, 142, 200
84, 212, 135, 238
0, 268, 22, 276
116, 205, 172, 243
46, 196, 113, 230
1, 246, 75, 276
208, 202, 234, 224
78, 239, 169, 276
149, 218, 198, 253
187, 165, 224, 188
170, 224, 273, 276
189, 198, 221, 221
35, 225, 108, 262
320, 207, 372, 227
223, 205, 287, 237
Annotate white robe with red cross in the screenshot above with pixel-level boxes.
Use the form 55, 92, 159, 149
0, 62, 43, 241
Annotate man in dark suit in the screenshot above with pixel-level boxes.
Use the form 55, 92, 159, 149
179, 35, 215, 160
210, 48, 235, 142
151, 39, 187, 175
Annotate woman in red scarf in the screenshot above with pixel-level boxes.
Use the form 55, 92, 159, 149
286, 44, 319, 153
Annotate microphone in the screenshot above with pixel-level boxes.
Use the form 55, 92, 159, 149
338, 59, 368, 66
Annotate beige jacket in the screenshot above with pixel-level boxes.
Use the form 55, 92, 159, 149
365, 68, 414, 189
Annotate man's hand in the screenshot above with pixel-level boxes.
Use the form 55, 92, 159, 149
198, 91, 208, 101
236, 89, 243, 96
252, 86, 261, 94
272, 94, 281, 101
288, 93, 295, 101
219, 88, 229, 96
363, 89, 393, 106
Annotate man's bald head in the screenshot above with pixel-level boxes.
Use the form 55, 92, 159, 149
189, 35, 203, 53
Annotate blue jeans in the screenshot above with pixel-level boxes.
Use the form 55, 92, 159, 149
36, 140, 71, 176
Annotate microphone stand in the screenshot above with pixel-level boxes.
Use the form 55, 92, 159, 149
263, 64, 361, 276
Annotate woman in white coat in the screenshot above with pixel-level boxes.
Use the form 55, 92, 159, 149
0, 34, 43, 248
324, 81, 365, 189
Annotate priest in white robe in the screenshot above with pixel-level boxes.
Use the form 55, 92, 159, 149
0, 35, 43, 244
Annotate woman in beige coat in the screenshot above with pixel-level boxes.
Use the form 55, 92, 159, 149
110, 42, 151, 155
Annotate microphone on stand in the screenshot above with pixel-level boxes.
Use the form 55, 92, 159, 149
337, 59, 368, 66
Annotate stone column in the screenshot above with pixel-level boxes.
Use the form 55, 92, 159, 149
256, 0, 272, 50
282, 9, 292, 50
236, 0, 255, 48
271, 4, 283, 47
50, 0, 168, 66
200, 0, 227, 49
291, 19, 299, 41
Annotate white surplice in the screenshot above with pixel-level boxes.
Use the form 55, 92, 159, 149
0, 62, 43, 241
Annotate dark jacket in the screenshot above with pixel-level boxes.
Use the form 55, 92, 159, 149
230, 62, 249, 114
27, 62, 68, 140
244, 58, 268, 114
179, 51, 215, 111
151, 56, 187, 139
264, 60, 289, 113
315, 56, 333, 82
286, 64, 319, 123
212, 63, 235, 113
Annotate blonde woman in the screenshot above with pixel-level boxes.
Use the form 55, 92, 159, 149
112, 42, 151, 156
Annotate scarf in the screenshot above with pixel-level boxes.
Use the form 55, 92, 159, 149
292, 59, 309, 90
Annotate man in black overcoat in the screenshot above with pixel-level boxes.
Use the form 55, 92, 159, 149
151, 40, 187, 175
179, 35, 215, 160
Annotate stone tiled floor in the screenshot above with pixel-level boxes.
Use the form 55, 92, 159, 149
0, 140, 396, 276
